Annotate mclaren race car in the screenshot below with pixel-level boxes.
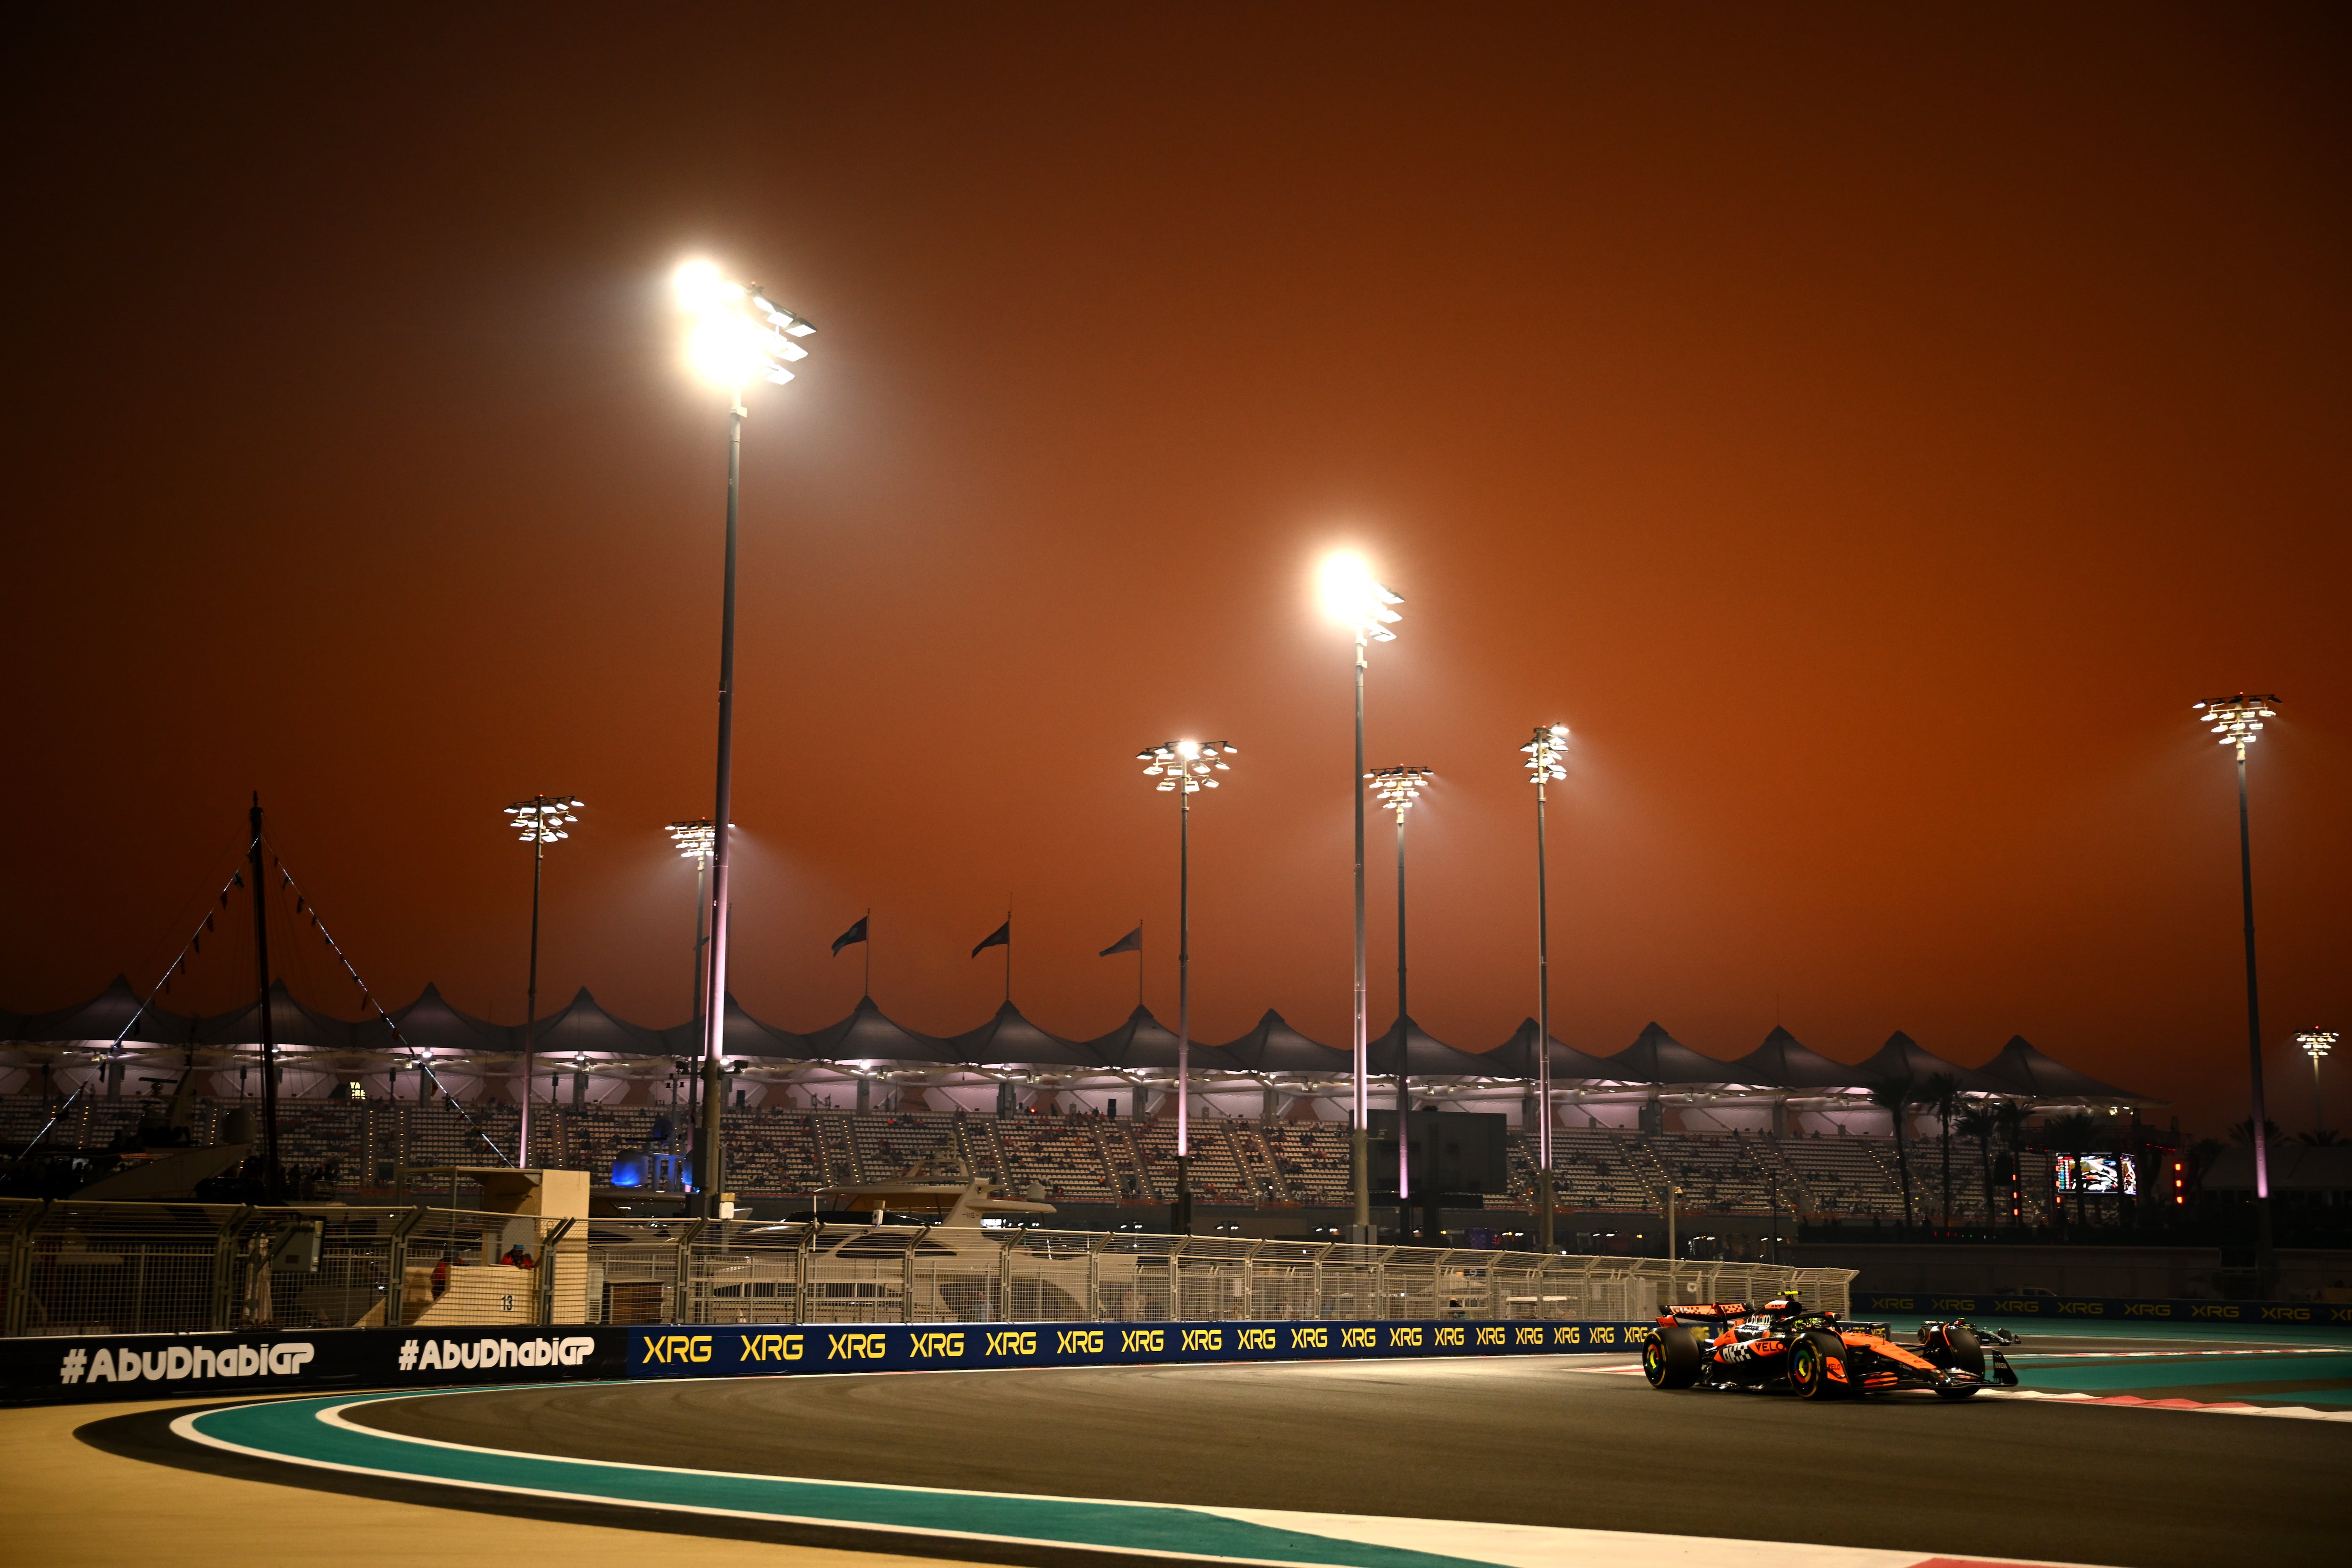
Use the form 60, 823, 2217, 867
1641, 1297, 2020, 1400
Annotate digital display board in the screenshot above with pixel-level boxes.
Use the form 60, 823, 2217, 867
2054, 1153, 2137, 1194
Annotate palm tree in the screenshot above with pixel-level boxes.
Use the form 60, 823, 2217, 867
1921, 1073, 1962, 1229
1866, 1076, 1919, 1226
1957, 1104, 1999, 1226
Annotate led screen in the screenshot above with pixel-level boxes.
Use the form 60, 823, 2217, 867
2054, 1153, 2137, 1194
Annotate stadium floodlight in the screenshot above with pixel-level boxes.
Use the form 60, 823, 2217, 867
2297, 1029, 2337, 1138
502, 795, 583, 1167
667, 819, 717, 862
673, 259, 815, 390
2193, 692, 2283, 1274
1522, 723, 1570, 1252
2193, 693, 2277, 749
1319, 551, 1403, 641
1367, 767, 1431, 1237
671, 256, 816, 1217
1136, 738, 1237, 1234
666, 819, 730, 1027
1318, 551, 1402, 1245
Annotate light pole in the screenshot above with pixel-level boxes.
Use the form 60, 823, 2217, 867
1139, 739, 1236, 1235
1522, 723, 1568, 1253
503, 795, 582, 1168
1319, 553, 1401, 1244
2194, 693, 2280, 1274
672, 259, 814, 1218
667, 820, 717, 1021
1368, 765, 1430, 1242
2297, 1029, 2337, 1137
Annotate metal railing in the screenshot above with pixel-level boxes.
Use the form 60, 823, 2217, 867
0, 1198, 1850, 1338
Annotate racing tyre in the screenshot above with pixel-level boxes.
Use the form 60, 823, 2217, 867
1788, 1329, 1850, 1401
1934, 1327, 1984, 1398
1643, 1325, 1701, 1390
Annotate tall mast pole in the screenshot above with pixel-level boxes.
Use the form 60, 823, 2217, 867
699, 394, 743, 1219
248, 794, 282, 1201
1396, 804, 1411, 1244
521, 798, 544, 1168
1535, 764, 1555, 1253
1350, 631, 1371, 1242
1176, 785, 1192, 1234
2234, 739, 2273, 1274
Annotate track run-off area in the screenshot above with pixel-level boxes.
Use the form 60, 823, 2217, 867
42, 1321, 2352, 1568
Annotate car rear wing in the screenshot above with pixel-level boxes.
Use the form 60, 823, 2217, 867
1657, 1301, 1751, 1326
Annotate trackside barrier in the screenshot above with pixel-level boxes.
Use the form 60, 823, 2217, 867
0, 1324, 629, 1406
628, 1318, 1660, 1379
1855, 1291, 2352, 1327
0, 1197, 1853, 1337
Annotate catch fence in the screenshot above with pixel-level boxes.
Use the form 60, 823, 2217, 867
0, 1197, 1850, 1339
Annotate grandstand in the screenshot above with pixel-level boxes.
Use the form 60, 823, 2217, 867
4, 1090, 2149, 1234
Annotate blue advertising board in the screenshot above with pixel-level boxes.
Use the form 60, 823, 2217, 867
1853, 1292, 2352, 1327
628, 1318, 1659, 1378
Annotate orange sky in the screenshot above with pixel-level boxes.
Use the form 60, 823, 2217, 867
5, 7, 2347, 1133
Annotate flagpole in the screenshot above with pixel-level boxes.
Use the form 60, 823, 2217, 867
1004, 906, 1012, 1005
864, 908, 871, 999
1137, 918, 1144, 1011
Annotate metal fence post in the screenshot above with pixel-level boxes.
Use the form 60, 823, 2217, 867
902, 1228, 923, 1324
380, 1206, 426, 1331
792, 1226, 809, 1325
207, 1205, 252, 1332
1085, 1234, 1103, 1320
996, 1234, 1014, 1323
535, 1217, 575, 1325
672, 1218, 708, 1324
5, 1201, 51, 1338
1311, 1242, 1326, 1319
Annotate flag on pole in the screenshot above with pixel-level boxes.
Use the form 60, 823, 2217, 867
971, 919, 1011, 957
1098, 924, 1142, 957
831, 915, 869, 956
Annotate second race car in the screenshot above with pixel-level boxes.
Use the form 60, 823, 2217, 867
1641, 1296, 2020, 1400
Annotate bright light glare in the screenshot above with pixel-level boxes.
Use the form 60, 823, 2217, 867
1318, 552, 1402, 641
673, 259, 740, 314
688, 314, 782, 390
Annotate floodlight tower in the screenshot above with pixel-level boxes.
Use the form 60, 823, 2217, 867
503, 795, 583, 1168
1368, 765, 1430, 1239
667, 820, 718, 1020
1522, 723, 1569, 1252
2297, 1029, 2337, 1138
1319, 553, 1402, 1243
1138, 739, 1236, 1235
672, 258, 814, 1218
2193, 692, 2280, 1271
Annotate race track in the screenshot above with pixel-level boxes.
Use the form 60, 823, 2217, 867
316, 1333, 2344, 1568
63, 1326, 2352, 1568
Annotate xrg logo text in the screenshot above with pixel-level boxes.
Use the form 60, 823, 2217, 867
60, 1341, 313, 1385
398, 1336, 596, 1373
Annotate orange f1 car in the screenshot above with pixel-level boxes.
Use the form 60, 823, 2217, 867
1642, 1297, 2020, 1400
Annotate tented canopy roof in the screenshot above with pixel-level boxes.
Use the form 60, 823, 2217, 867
1368, 1016, 1508, 1078
1975, 1036, 2141, 1102
1215, 1010, 1348, 1075
1491, 1019, 1633, 1084
1605, 1022, 1733, 1086
366, 984, 514, 1055
1855, 1032, 2008, 1094
659, 993, 807, 1061
195, 980, 358, 1051
948, 1002, 1097, 1068
532, 988, 673, 1058
13, 977, 193, 1045
1082, 1007, 1240, 1073
801, 996, 961, 1066
1727, 1027, 1869, 1090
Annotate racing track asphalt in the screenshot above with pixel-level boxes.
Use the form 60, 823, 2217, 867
345, 1347, 2349, 1568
